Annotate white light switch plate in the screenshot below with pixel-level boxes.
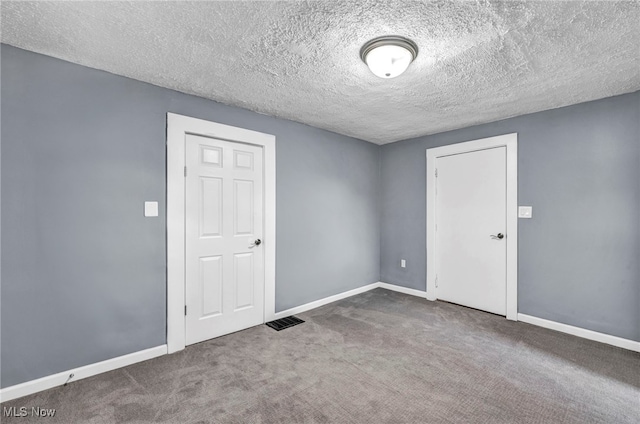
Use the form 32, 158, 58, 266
518, 206, 532, 218
401, 259, 406, 268
144, 201, 159, 217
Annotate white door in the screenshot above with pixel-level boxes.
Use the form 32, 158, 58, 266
435, 147, 507, 315
185, 134, 264, 345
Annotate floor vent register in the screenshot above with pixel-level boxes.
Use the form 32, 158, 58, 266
266, 316, 305, 331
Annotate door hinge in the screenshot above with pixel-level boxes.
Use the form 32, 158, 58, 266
435, 168, 438, 177
184, 166, 187, 177
184, 305, 187, 316
435, 275, 438, 288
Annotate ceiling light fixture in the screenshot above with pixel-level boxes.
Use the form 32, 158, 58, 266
360, 36, 418, 79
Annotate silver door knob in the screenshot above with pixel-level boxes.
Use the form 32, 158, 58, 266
490, 233, 504, 240
253, 239, 262, 246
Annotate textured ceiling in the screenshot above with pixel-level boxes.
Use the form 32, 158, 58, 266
1, 1, 639, 144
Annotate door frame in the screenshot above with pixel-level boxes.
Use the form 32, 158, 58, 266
426, 133, 518, 320
166, 113, 276, 353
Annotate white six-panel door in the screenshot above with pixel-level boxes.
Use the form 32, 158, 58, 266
185, 134, 265, 345
435, 147, 507, 315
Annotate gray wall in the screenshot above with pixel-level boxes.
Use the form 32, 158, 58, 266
2, 43, 638, 389
0, 45, 381, 388
380, 91, 640, 342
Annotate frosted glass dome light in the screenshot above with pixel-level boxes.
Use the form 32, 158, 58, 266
360, 36, 418, 79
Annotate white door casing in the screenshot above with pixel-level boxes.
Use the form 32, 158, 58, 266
426, 133, 518, 320
435, 147, 507, 315
167, 113, 276, 353
185, 135, 264, 345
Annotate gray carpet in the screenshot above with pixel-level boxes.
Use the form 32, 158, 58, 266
2, 288, 639, 423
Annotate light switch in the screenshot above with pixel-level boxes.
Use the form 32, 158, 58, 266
144, 201, 159, 217
518, 206, 532, 219
401, 259, 406, 268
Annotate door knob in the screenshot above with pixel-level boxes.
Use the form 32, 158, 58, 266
490, 233, 504, 240
252, 238, 262, 246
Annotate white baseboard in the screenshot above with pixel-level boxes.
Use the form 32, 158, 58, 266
380, 282, 639, 353
13, 290, 634, 403
1, 282, 425, 403
273, 281, 429, 320
0, 345, 168, 403
307, 283, 640, 354
273, 283, 380, 319
518, 314, 640, 353
378, 282, 428, 298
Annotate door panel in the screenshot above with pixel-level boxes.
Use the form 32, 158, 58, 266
185, 134, 264, 345
200, 256, 223, 317
234, 180, 254, 235
435, 147, 507, 315
234, 253, 254, 310
200, 177, 222, 237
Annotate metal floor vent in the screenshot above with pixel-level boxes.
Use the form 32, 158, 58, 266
266, 316, 305, 331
